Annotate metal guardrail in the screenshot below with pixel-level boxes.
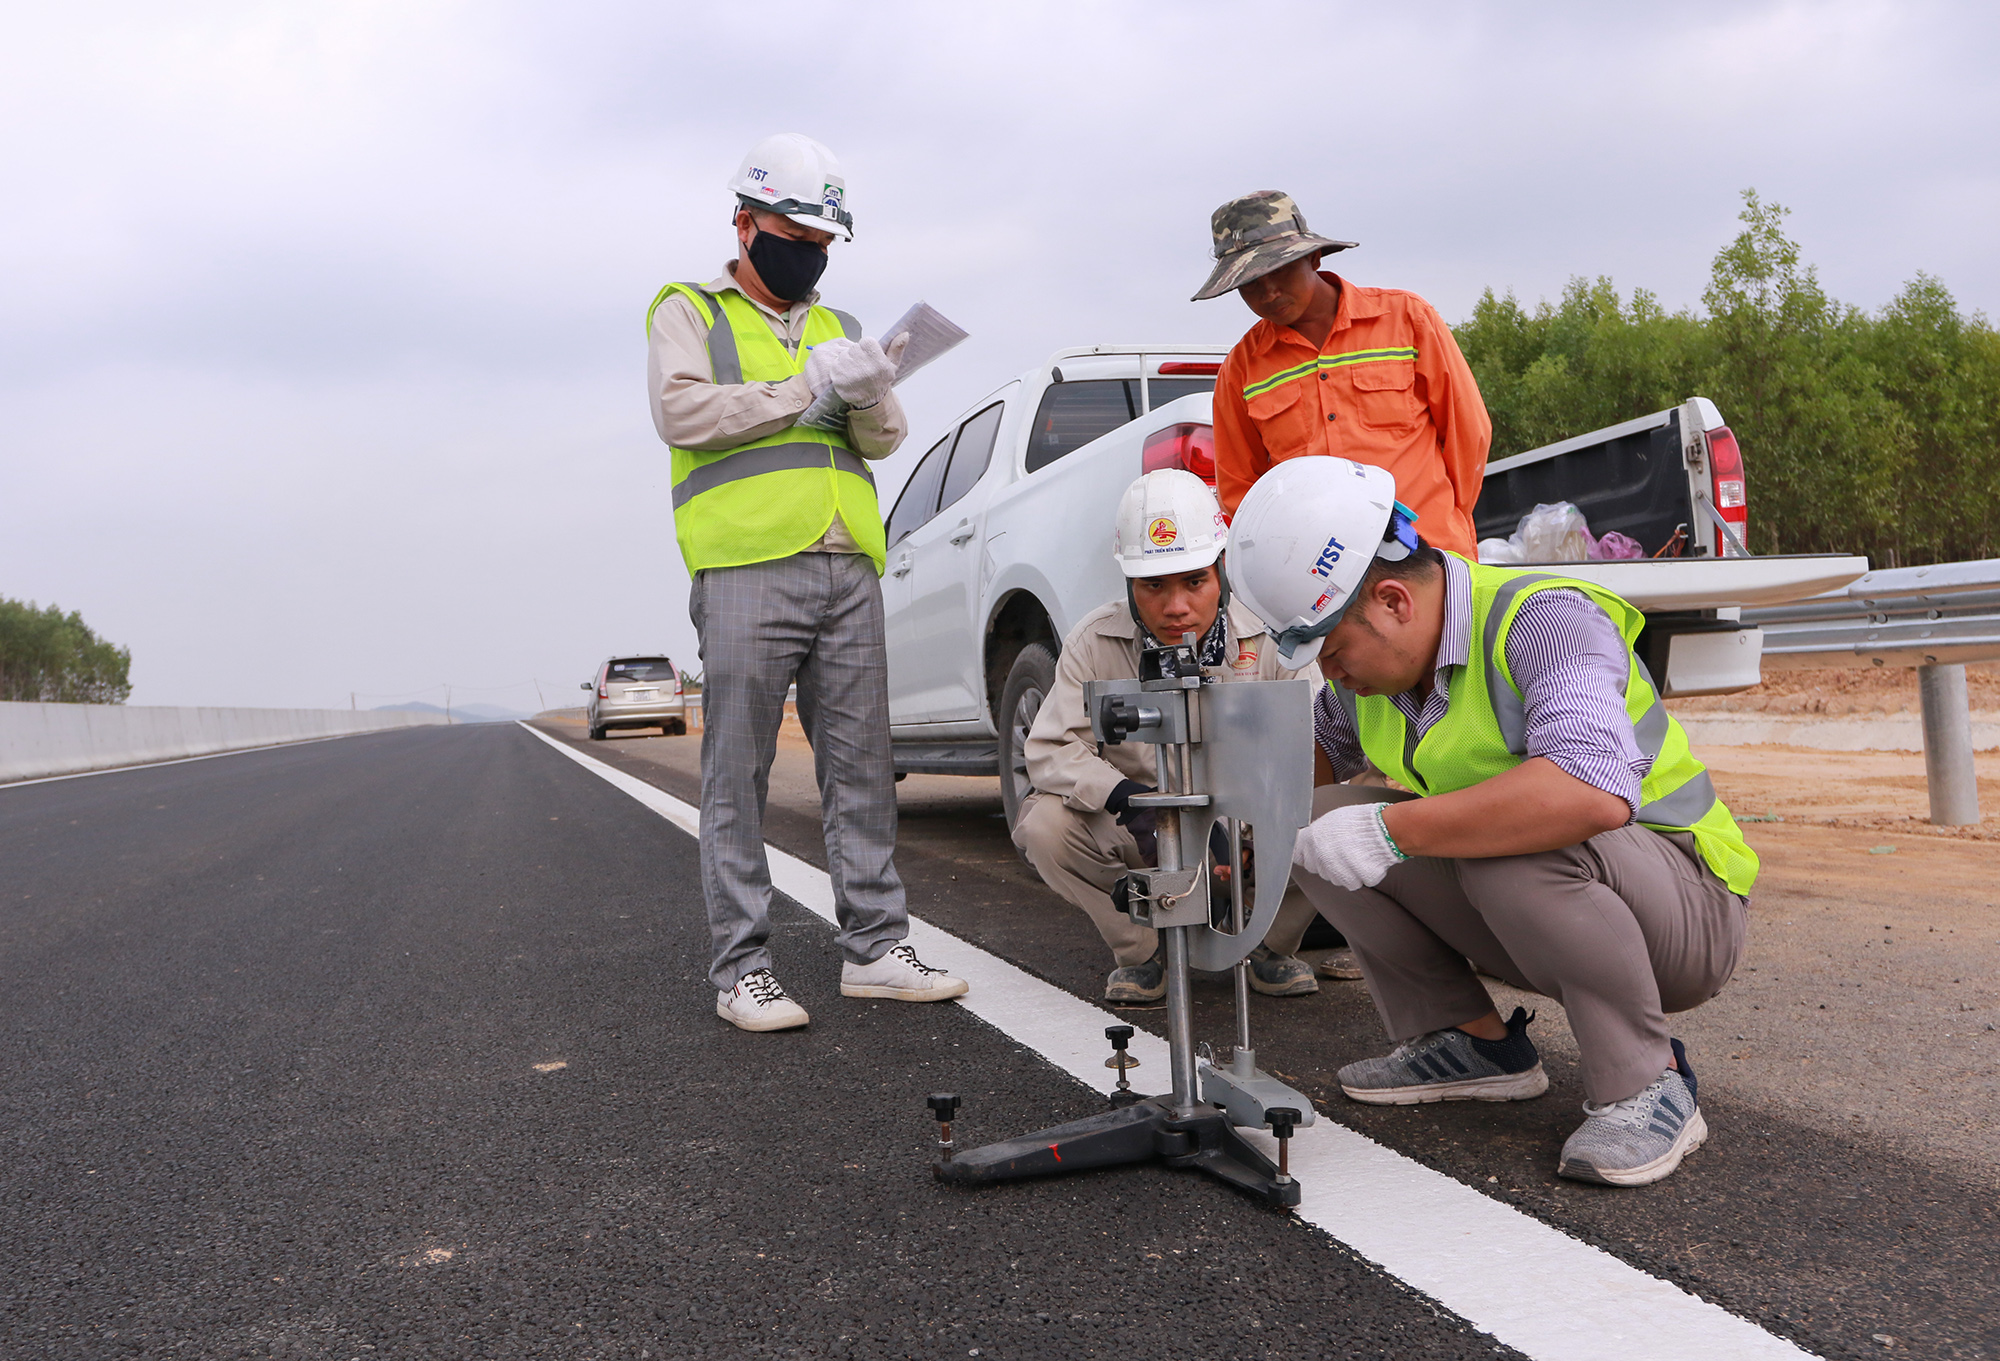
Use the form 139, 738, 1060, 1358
1744, 557, 2000, 669
1741, 557, 1998, 825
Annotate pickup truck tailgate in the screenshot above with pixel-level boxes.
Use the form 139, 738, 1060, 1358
1544, 555, 1870, 612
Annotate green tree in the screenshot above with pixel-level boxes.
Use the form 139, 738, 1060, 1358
1857, 273, 2000, 563
1453, 189, 1998, 565
1696, 191, 1907, 556
0, 597, 133, 703
1458, 277, 1703, 457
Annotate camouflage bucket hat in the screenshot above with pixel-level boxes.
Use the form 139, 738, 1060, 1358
1192, 190, 1357, 302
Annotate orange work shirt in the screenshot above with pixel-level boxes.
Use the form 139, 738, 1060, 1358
1213, 274, 1491, 558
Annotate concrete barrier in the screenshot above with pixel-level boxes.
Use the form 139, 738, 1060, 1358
0, 701, 449, 784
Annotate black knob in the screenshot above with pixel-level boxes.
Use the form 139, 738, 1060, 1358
1105, 1025, 1134, 1051
1101, 695, 1142, 743
1266, 1107, 1300, 1139
927, 1093, 961, 1122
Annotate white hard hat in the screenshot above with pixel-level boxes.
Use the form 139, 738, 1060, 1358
1112, 470, 1228, 579
1226, 457, 1422, 667
727, 132, 853, 241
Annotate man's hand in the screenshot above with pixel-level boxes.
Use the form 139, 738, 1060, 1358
803, 335, 901, 409
802, 337, 854, 401
1107, 778, 1158, 865
1292, 802, 1407, 891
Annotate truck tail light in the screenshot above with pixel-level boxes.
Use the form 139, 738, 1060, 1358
673, 675, 683, 695
1156, 362, 1221, 376
1142, 422, 1217, 485
1707, 425, 1748, 553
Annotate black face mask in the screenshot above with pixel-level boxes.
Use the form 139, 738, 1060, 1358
748, 226, 829, 302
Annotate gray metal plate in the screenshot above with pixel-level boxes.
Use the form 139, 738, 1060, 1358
1184, 678, 1314, 971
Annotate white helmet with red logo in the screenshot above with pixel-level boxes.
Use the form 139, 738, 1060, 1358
1112, 470, 1228, 579
727, 132, 854, 241
1225, 456, 1422, 667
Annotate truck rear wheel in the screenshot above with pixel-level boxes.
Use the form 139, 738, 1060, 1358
998, 641, 1057, 837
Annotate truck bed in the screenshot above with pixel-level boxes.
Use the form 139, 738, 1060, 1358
1476, 406, 1701, 556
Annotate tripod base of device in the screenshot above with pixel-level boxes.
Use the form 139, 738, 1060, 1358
933, 1094, 1300, 1209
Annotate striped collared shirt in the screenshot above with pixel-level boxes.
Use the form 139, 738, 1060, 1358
1311, 556, 1653, 818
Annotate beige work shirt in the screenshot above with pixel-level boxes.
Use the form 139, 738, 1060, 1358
648, 264, 908, 554
1024, 597, 1304, 812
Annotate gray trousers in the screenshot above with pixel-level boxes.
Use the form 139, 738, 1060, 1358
1294, 785, 1747, 1104
689, 552, 907, 991
1012, 791, 1321, 969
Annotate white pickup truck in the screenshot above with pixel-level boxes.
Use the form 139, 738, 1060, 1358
879, 344, 1869, 829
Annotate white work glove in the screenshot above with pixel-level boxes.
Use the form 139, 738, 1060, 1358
1291, 801, 1409, 891
802, 334, 909, 408
801, 336, 853, 401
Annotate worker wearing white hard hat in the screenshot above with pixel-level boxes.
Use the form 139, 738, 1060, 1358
647, 132, 966, 1034
1010, 470, 1335, 1004
1229, 456, 1760, 1186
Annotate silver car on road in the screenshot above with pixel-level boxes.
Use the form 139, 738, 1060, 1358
582, 656, 687, 739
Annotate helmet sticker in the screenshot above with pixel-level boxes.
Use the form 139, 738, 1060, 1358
1147, 517, 1179, 548
1311, 591, 1333, 612
1307, 534, 1347, 578
822, 183, 844, 213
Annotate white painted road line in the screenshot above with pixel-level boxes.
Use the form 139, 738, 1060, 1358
520, 723, 1816, 1361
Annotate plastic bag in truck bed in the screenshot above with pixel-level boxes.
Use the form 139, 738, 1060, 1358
1477, 502, 1645, 565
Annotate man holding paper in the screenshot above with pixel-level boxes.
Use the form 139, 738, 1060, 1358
647, 131, 967, 1032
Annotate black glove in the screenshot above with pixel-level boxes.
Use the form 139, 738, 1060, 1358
1105, 778, 1152, 825
1107, 779, 1158, 863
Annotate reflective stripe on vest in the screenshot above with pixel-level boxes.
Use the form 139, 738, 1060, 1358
1241, 346, 1418, 400
1340, 556, 1759, 895
644, 284, 862, 387
669, 441, 877, 509
648, 282, 887, 575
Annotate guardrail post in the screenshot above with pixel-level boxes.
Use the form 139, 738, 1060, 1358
1917, 663, 1981, 825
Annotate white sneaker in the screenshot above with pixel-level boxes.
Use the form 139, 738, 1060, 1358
839, 943, 969, 1002
716, 968, 810, 1032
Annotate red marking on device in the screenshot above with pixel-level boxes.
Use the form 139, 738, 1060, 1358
1048, 1144, 1063, 1162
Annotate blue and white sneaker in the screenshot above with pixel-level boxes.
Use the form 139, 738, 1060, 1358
1558, 1039, 1707, 1186
1337, 1006, 1548, 1105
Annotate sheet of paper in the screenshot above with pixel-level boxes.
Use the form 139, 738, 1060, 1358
795, 302, 969, 433
880, 301, 968, 382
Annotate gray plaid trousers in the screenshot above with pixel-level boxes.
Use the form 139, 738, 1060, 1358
688, 552, 908, 990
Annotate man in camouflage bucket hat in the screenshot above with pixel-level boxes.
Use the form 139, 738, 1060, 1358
1192, 189, 1358, 302
1195, 190, 1490, 560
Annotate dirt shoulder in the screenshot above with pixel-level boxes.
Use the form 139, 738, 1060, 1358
1669, 660, 2000, 718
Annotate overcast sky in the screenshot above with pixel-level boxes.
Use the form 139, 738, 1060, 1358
3, 0, 1995, 711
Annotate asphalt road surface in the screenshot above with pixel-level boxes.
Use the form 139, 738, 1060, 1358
549, 718, 2000, 1361
3, 726, 1525, 1360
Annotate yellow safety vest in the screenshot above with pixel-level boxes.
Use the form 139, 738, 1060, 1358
1330, 556, 1759, 895
647, 283, 888, 574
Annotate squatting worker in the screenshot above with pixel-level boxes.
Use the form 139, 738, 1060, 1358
1014, 470, 1328, 1004
1194, 191, 1490, 558
1229, 456, 1757, 1187
647, 132, 966, 1032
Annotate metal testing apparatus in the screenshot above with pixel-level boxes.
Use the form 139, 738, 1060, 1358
929, 637, 1318, 1207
